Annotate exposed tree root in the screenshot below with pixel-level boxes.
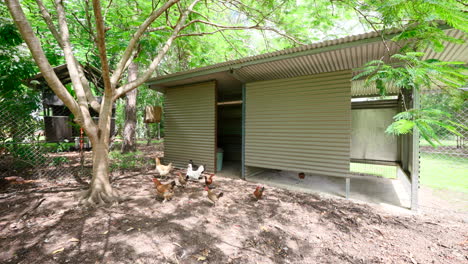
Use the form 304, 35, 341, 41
79, 187, 122, 207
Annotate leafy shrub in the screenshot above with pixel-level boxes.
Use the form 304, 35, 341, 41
6, 143, 47, 168
109, 150, 152, 172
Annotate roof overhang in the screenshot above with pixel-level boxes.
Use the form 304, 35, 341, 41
26, 63, 104, 91
147, 28, 467, 97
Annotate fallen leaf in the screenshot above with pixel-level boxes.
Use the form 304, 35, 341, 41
260, 226, 269, 232
126, 227, 134, 232
102, 231, 109, 235
52, 248, 64, 254
68, 238, 80, 243
197, 256, 206, 261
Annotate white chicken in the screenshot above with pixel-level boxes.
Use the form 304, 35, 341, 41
155, 157, 173, 178
186, 163, 205, 181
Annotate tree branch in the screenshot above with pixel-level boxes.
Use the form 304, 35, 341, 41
180, 20, 304, 45
35, 0, 101, 112
352, 6, 391, 53
110, 0, 180, 88
55, 0, 98, 135
147, 26, 169, 32
91, 0, 112, 94
113, 0, 202, 99
5, 0, 83, 127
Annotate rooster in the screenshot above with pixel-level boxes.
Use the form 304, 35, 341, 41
253, 186, 265, 200
187, 163, 205, 181
189, 160, 199, 170
204, 174, 215, 188
204, 186, 223, 206
152, 178, 176, 202
155, 157, 173, 178
177, 172, 189, 187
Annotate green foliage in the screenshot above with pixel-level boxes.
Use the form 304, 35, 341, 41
420, 92, 467, 137
41, 142, 75, 153
386, 108, 467, 147
109, 150, 151, 171
354, 51, 467, 145
354, 52, 467, 95
0, 15, 42, 142
5, 143, 48, 168
50, 156, 70, 166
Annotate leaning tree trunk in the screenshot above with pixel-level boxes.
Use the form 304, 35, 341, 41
121, 62, 138, 153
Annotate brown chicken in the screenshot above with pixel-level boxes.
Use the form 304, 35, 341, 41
153, 178, 176, 202
298, 172, 305, 179
177, 172, 189, 187
204, 174, 215, 187
253, 186, 265, 200
205, 186, 223, 206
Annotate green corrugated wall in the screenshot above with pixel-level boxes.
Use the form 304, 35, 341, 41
164, 81, 216, 172
245, 70, 352, 178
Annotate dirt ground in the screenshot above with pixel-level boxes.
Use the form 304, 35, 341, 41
0, 168, 467, 264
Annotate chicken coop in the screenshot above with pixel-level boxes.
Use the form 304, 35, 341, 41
27, 64, 116, 144
146, 28, 468, 210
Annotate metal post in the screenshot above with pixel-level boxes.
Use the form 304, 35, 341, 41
411, 88, 420, 211
241, 83, 246, 180
345, 177, 350, 199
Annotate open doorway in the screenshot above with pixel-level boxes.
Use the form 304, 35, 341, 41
216, 79, 242, 178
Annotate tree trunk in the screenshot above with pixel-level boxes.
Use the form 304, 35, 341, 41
80, 95, 119, 206
146, 123, 151, 146
121, 62, 138, 153
80, 139, 119, 205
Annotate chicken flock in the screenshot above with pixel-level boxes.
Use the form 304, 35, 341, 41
154, 157, 264, 205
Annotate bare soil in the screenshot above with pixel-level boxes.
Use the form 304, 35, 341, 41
0, 169, 467, 264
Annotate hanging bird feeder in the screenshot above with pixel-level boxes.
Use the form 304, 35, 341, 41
144, 106, 162, 123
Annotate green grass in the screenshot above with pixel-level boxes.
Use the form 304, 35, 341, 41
109, 150, 154, 171
136, 139, 163, 144
420, 153, 468, 193
420, 139, 458, 147
350, 163, 397, 179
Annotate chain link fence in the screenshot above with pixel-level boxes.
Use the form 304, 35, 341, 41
0, 97, 93, 181
419, 90, 467, 192
0, 99, 162, 182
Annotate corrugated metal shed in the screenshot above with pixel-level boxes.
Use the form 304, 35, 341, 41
163, 81, 217, 172
147, 29, 467, 97
245, 71, 352, 178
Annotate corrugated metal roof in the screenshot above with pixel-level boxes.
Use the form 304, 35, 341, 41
147, 29, 467, 96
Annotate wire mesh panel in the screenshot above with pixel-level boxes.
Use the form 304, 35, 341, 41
419, 90, 468, 192
0, 97, 91, 181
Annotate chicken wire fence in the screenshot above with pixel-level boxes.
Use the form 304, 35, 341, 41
419, 90, 468, 190
0, 101, 93, 181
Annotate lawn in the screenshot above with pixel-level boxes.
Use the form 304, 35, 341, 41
419, 138, 459, 147
420, 153, 468, 193
350, 163, 396, 179
351, 154, 468, 193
